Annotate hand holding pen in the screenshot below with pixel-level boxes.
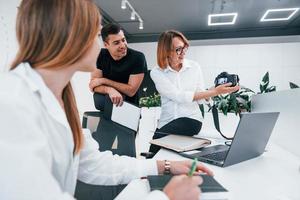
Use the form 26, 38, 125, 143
162, 159, 214, 200
165, 159, 213, 176
188, 158, 198, 176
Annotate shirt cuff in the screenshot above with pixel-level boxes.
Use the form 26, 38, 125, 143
136, 159, 159, 178
145, 190, 169, 200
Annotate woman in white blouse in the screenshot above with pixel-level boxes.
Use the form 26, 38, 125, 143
0, 1, 213, 200
150, 30, 239, 154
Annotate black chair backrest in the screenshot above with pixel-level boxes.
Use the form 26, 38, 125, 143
92, 112, 136, 157
82, 111, 136, 157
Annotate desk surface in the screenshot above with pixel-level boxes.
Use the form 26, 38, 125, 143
116, 142, 300, 200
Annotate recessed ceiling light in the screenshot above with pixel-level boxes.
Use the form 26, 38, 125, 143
260, 8, 300, 22
121, 0, 127, 9
208, 13, 238, 26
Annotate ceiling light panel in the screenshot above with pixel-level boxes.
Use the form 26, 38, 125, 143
260, 8, 300, 22
208, 13, 238, 26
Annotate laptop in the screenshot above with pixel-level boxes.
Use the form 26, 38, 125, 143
180, 112, 279, 167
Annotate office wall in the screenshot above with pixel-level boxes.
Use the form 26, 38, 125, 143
0, 0, 19, 72
130, 38, 300, 92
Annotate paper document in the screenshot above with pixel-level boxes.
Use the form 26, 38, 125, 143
111, 102, 141, 131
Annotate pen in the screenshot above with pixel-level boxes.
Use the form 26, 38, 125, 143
188, 158, 198, 177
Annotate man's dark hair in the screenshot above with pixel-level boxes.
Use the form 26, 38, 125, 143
101, 23, 122, 42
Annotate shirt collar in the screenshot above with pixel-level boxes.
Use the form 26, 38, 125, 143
163, 59, 192, 73
12, 62, 71, 132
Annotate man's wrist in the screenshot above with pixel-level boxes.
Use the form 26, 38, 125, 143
105, 86, 114, 94
101, 77, 107, 85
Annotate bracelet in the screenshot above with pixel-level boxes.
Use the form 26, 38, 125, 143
164, 160, 171, 175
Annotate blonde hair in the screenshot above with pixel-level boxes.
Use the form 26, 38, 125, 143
12, 0, 101, 154
157, 30, 189, 69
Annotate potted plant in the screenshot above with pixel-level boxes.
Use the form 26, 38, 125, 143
139, 88, 161, 132
289, 82, 299, 89
211, 71, 276, 116
139, 91, 161, 108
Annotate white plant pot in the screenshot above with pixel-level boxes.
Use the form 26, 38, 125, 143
136, 107, 161, 155
140, 107, 161, 132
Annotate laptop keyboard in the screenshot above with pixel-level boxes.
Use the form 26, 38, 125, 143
201, 151, 228, 161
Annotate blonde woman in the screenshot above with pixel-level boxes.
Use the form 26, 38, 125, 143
0, 1, 212, 200
150, 30, 239, 154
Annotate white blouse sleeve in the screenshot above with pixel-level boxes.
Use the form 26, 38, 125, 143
195, 63, 210, 105
0, 94, 74, 200
150, 68, 194, 103
77, 129, 159, 185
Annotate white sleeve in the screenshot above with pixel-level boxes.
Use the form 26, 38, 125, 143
145, 191, 170, 200
78, 129, 159, 185
195, 64, 209, 105
150, 68, 194, 103
0, 96, 74, 200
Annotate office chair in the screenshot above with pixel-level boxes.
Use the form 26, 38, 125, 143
75, 108, 137, 200
92, 112, 137, 157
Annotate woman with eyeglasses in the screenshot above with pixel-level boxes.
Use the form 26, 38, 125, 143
149, 30, 240, 154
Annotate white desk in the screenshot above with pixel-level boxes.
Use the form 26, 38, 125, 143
116, 142, 300, 200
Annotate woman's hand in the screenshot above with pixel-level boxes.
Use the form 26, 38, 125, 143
163, 175, 202, 200
170, 160, 214, 176
214, 83, 240, 95
157, 160, 213, 176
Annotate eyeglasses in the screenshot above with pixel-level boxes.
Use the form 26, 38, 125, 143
174, 46, 188, 55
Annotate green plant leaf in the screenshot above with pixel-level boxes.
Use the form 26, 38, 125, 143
199, 104, 205, 118
261, 83, 269, 93
241, 87, 255, 93
259, 72, 277, 94
239, 94, 249, 101
139, 93, 161, 107
290, 82, 299, 89
265, 86, 276, 93
262, 72, 269, 83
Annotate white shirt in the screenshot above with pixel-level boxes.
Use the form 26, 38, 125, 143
151, 59, 206, 128
0, 63, 168, 200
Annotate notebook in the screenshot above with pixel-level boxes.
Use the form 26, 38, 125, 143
148, 174, 228, 200
150, 135, 211, 152
181, 112, 279, 167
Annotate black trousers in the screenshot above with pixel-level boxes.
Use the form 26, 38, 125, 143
149, 117, 202, 155
93, 93, 106, 111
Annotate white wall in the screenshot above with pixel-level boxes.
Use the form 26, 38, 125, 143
0, 0, 19, 72
0, 1, 95, 117
130, 37, 300, 92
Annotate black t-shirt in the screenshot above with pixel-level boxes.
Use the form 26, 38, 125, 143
96, 48, 147, 105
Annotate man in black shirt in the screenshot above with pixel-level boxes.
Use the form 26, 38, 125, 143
89, 24, 147, 110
